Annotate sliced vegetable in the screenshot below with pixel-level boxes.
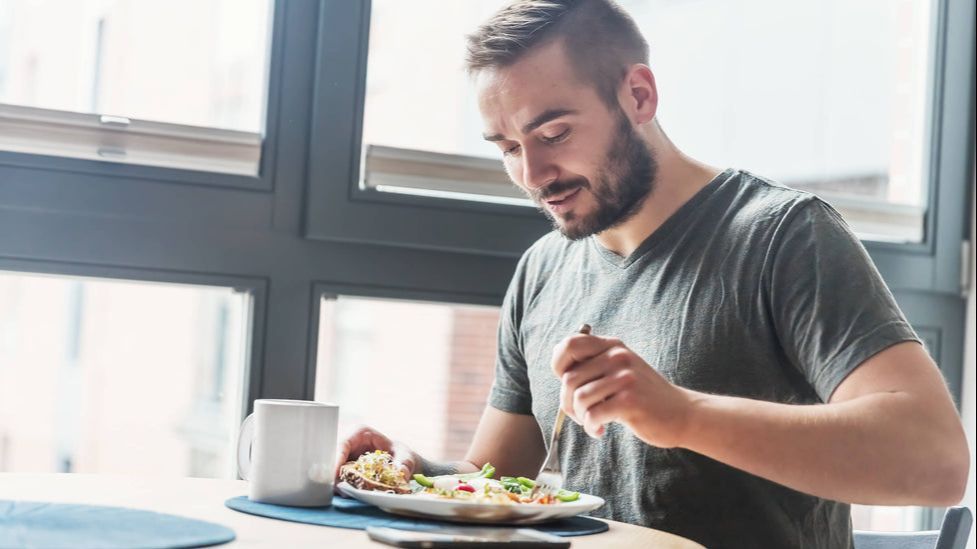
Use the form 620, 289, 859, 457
500, 477, 526, 494
455, 483, 476, 493
457, 462, 496, 480
556, 489, 580, 502
515, 477, 536, 489
412, 473, 434, 488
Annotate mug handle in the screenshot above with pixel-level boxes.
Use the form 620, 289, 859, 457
237, 413, 255, 481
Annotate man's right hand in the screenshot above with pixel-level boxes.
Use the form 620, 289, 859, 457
334, 426, 420, 483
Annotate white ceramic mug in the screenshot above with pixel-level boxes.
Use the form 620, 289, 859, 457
237, 399, 338, 506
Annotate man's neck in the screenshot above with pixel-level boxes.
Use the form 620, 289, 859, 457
594, 129, 722, 258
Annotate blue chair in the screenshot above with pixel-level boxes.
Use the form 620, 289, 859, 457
853, 506, 973, 549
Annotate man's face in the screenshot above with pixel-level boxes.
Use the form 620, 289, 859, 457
477, 40, 657, 240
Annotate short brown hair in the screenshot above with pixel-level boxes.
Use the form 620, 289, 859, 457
465, 0, 649, 108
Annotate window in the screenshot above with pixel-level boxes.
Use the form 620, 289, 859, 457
0, 0, 273, 175
624, 0, 934, 243
359, 0, 935, 242
0, 271, 251, 478
315, 295, 500, 460
359, 0, 516, 206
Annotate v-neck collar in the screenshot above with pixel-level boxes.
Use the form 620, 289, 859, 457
589, 168, 736, 269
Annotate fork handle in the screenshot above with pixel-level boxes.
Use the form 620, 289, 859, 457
544, 410, 567, 468
544, 324, 592, 459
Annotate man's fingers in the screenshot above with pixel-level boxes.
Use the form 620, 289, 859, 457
334, 433, 359, 475
333, 426, 413, 492
582, 393, 623, 438
572, 370, 632, 422
551, 334, 623, 377
391, 441, 417, 477
560, 364, 605, 418
333, 426, 394, 477
559, 350, 624, 417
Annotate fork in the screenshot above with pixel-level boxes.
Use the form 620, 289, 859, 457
534, 323, 592, 495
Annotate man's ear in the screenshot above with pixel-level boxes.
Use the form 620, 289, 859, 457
620, 64, 658, 125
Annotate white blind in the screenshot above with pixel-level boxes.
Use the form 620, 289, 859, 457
0, 104, 261, 176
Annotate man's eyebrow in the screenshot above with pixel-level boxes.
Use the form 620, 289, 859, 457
482, 108, 578, 142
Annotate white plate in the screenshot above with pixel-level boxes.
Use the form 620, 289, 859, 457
336, 482, 604, 525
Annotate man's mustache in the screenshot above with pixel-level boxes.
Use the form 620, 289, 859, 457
531, 177, 591, 202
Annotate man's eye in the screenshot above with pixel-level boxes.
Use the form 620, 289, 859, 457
542, 129, 570, 144
503, 144, 522, 156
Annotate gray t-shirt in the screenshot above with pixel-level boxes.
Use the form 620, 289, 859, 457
488, 169, 918, 548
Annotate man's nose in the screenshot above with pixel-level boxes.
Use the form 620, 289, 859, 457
521, 145, 557, 192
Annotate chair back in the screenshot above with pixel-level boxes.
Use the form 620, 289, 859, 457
853, 507, 973, 549
935, 506, 972, 549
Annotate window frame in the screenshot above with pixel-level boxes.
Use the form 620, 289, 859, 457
0, 0, 286, 192
859, 0, 976, 294
303, 0, 551, 258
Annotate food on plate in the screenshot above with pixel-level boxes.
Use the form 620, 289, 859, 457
412, 465, 581, 505
339, 450, 411, 494
341, 451, 582, 505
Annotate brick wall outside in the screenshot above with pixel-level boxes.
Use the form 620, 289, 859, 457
443, 307, 500, 460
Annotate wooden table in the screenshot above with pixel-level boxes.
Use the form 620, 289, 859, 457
0, 473, 703, 548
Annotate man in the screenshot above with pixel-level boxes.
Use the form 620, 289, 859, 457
336, 1, 969, 546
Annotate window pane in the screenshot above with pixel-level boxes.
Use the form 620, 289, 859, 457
363, 0, 933, 241
0, 0, 272, 133
0, 271, 251, 478
851, 505, 922, 531
625, 0, 932, 243
315, 295, 499, 460
360, 0, 516, 207
363, 1, 503, 160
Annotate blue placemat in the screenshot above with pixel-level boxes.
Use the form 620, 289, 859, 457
225, 495, 608, 537
0, 499, 235, 549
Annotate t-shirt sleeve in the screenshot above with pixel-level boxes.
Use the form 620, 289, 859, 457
767, 199, 920, 402
487, 254, 534, 415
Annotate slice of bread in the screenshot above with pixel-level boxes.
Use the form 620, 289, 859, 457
339, 461, 411, 494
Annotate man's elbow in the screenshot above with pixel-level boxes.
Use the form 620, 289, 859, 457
930, 450, 970, 506
917, 433, 970, 506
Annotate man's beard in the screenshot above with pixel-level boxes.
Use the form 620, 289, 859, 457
531, 111, 657, 241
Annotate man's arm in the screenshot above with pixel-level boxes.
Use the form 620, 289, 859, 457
420, 406, 546, 477
680, 341, 969, 505
555, 336, 969, 506
463, 406, 547, 477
